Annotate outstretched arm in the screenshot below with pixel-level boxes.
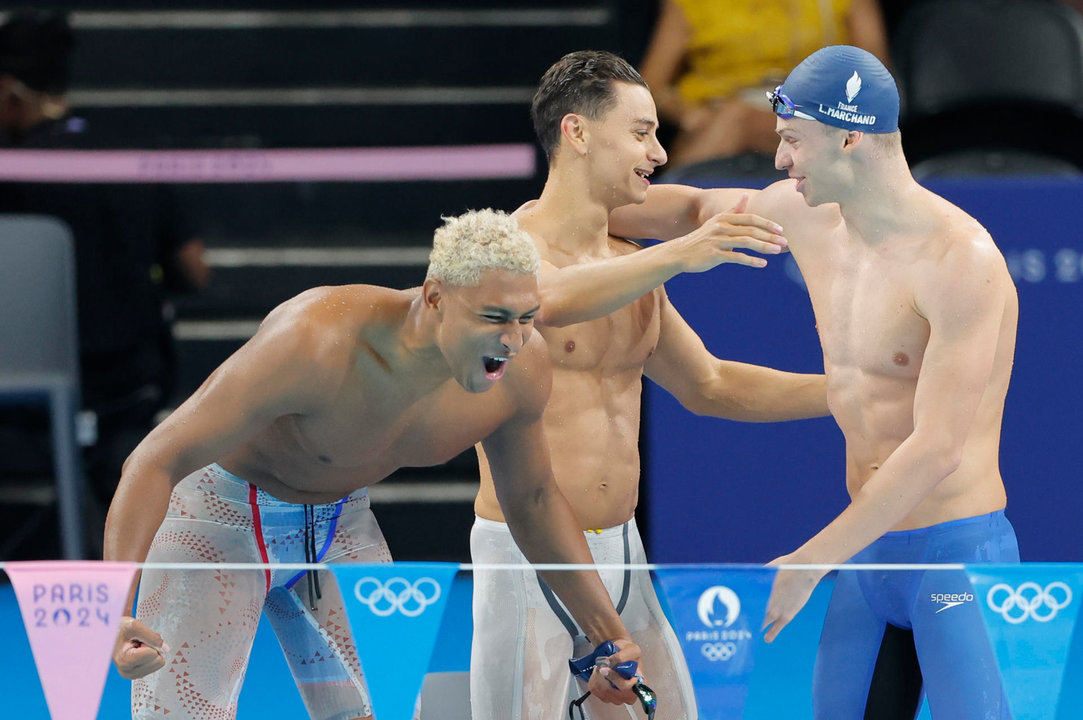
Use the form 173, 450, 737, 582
608, 184, 762, 241
537, 195, 787, 327
763, 240, 1012, 640
645, 288, 829, 421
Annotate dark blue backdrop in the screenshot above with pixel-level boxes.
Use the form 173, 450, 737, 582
646, 176, 1083, 563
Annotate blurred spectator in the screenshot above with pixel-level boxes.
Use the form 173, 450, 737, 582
640, 0, 890, 169
0, 10, 209, 555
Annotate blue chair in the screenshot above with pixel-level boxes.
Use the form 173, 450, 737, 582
0, 215, 86, 559
894, 0, 1083, 117
894, 0, 1083, 171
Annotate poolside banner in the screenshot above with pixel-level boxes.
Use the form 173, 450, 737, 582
6, 561, 136, 720
1055, 610, 1083, 720
654, 565, 776, 719
967, 563, 1083, 720
331, 562, 457, 720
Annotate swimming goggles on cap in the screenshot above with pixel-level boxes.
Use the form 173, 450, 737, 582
767, 85, 816, 120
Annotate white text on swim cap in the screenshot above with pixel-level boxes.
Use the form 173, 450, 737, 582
817, 103, 876, 126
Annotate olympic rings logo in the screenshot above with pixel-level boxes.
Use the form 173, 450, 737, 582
986, 582, 1073, 624
701, 642, 737, 662
353, 577, 442, 617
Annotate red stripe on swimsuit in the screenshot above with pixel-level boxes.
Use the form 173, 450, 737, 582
248, 483, 272, 593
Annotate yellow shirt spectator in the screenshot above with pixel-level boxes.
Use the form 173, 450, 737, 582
674, 0, 851, 104
642, 0, 889, 166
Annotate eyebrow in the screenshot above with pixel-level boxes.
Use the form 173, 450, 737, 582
632, 118, 657, 129
480, 304, 541, 317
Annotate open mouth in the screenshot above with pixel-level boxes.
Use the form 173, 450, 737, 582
483, 355, 508, 380
635, 169, 652, 184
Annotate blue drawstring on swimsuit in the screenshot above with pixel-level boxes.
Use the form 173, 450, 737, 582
284, 497, 348, 610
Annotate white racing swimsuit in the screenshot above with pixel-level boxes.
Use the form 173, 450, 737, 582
470, 516, 698, 719
133, 463, 391, 720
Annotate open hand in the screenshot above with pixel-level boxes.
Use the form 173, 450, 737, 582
672, 194, 788, 272
762, 555, 826, 643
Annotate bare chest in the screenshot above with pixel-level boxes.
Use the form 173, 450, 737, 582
262, 378, 508, 476
805, 254, 929, 379
542, 288, 661, 372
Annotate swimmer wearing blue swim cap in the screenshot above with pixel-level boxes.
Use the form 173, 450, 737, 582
610, 42, 1021, 720
767, 45, 899, 134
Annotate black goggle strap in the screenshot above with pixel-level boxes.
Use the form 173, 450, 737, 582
567, 679, 657, 719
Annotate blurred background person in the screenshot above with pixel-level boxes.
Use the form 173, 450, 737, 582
0, 9, 210, 557
640, 0, 889, 171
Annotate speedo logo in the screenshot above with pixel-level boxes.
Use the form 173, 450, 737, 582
931, 592, 974, 613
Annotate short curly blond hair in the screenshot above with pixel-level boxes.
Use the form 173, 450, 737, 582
426, 208, 540, 287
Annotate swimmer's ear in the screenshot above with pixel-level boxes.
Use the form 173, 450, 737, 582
422, 278, 444, 312
842, 130, 863, 151
560, 113, 589, 156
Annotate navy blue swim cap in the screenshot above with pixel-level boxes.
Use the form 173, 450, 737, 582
771, 45, 899, 133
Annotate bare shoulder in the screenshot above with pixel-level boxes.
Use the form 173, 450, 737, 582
915, 196, 1014, 311
929, 195, 1007, 277
512, 200, 552, 257
511, 198, 539, 218
752, 180, 839, 231
266, 284, 404, 330
753, 180, 802, 214
258, 284, 413, 367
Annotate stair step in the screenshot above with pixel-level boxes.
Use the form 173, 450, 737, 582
170, 177, 541, 241
69, 102, 537, 149
68, 19, 612, 89
50, 1, 596, 12
174, 262, 428, 317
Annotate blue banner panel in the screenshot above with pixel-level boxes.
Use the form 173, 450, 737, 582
330, 562, 458, 720
741, 577, 835, 719
654, 565, 776, 719
967, 563, 1082, 720
1056, 606, 1083, 720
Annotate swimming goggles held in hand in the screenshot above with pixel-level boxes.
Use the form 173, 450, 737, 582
568, 641, 657, 719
